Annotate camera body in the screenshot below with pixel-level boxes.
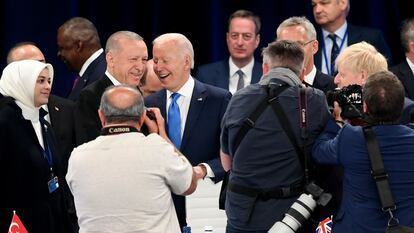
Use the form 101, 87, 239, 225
268, 182, 331, 233
326, 84, 363, 119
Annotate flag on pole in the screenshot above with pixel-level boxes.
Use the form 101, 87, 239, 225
8, 211, 28, 233
315, 216, 332, 233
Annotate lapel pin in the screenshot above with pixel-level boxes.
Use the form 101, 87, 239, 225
197, 97, 203, 101
54, 106, 60, 111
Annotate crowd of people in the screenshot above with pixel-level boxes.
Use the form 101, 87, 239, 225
1, 0, 414, 232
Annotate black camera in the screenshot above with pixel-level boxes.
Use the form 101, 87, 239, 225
326, 84, 363, 119
268, 182, 331, 233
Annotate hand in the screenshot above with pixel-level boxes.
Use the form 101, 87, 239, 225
193, 165, 207, 180
333, 101, 345, 127
144, 108, 165, 133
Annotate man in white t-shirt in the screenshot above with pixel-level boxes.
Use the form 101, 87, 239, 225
66, 85, 197, 233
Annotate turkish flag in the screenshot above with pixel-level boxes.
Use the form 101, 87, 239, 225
8, 211, 28, 233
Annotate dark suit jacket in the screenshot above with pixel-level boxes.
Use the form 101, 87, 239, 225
145, 79, 231, 228
75, 75, 113, 145
68, 52, 107, 101
315, 24, 392, 70
390, 60, 414, 100
48, 95, 76, 173
0, 97, 72, 233
196, 59, 262, 89
307, 70, 336, 93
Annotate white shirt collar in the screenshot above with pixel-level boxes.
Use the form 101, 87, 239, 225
79, 49, 104, 77
304, 65, 317, 85
406, 57, 414, 75
229, 57, 254, 78
105, 70, 121, 86
322, 21, 348, 40
166, 75, 194, 98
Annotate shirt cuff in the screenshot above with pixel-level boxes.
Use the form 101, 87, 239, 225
200, 163, 215, 178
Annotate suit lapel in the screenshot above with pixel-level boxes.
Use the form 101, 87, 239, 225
400, 61, 414, 98
47, 96, 59, 128
180, 80, 206, 151
252, 61, 262, 84
217, 60, 230, 89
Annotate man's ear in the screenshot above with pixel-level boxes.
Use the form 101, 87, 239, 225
363, 102, 368, 113
360, 69, 369, 85
98, 109, 106, 127
262, 63, 269, 75
138, 110, 146, 128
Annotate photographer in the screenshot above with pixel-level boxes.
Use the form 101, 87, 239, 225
312, 71, 414, 233
220, 40, 330, 232
66, 85, 197, 233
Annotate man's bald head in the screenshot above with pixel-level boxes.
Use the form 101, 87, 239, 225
99, 85, 144, 125
57, 17, 102, 72
7, 42, 45, 64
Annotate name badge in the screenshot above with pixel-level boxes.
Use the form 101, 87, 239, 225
48, 176, 59, 193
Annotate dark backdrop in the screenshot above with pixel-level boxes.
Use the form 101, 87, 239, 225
1, 0, 412, 97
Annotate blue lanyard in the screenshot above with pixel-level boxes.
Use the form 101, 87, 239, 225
41, 123, 54, 175
322, 29, 348, 76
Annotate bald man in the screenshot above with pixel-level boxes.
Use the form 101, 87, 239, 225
67, 84, 197, 233
57, 17, 106, 100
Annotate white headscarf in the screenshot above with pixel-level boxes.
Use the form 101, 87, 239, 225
0, 60, 54, 121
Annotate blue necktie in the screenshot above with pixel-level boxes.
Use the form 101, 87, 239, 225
328, 34, 339, 76
168, 93, 181, 149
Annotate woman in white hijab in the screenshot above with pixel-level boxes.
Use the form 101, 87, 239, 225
0, 60, 72, 233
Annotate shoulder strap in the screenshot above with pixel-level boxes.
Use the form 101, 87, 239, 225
269, 87, 308, 181
363, 126, 396, 212
233, 83, 289, 153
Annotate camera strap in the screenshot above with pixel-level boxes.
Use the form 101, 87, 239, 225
363, 126, 399, 226
268, 86, 309, 183
233, 83, 289, 153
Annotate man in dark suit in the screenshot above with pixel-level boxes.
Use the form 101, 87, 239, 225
57, 17, 106, 101
312, 0, 392, 76
75, 31, 148, 145
390, 18, 414, 100
145, 33, 232, 230
196, 10, 262, 94
276, 16, 336, 93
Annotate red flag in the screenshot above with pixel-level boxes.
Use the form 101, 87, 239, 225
8, 211, 28, 233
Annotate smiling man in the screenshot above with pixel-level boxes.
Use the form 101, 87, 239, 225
196, 9, 262, 94
75, 31, 148, 145
145, 33, 232, 230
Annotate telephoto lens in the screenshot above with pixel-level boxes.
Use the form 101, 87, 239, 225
268, 194, 317, 233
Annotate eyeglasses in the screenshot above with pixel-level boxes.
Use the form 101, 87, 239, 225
297, 40, 314, 47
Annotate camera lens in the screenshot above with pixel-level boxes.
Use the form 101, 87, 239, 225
268, 194, 317, 233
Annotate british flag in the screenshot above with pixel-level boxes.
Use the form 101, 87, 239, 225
315, 216, 333, 233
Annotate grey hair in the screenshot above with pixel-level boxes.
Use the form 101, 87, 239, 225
99, 84, 144, 124
262, 40, 304, 76
276, 16, 317, 40
400, 18, 414, 53
153, 33, 195, 69
105, 31, 144, 54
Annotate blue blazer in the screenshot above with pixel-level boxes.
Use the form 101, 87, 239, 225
315, 24, 392, 71
312, 120, 414, 233
68, 52, 107, 101
391, 60, 414, 100
145, 79, 231, 227
195, 59, 262, 90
